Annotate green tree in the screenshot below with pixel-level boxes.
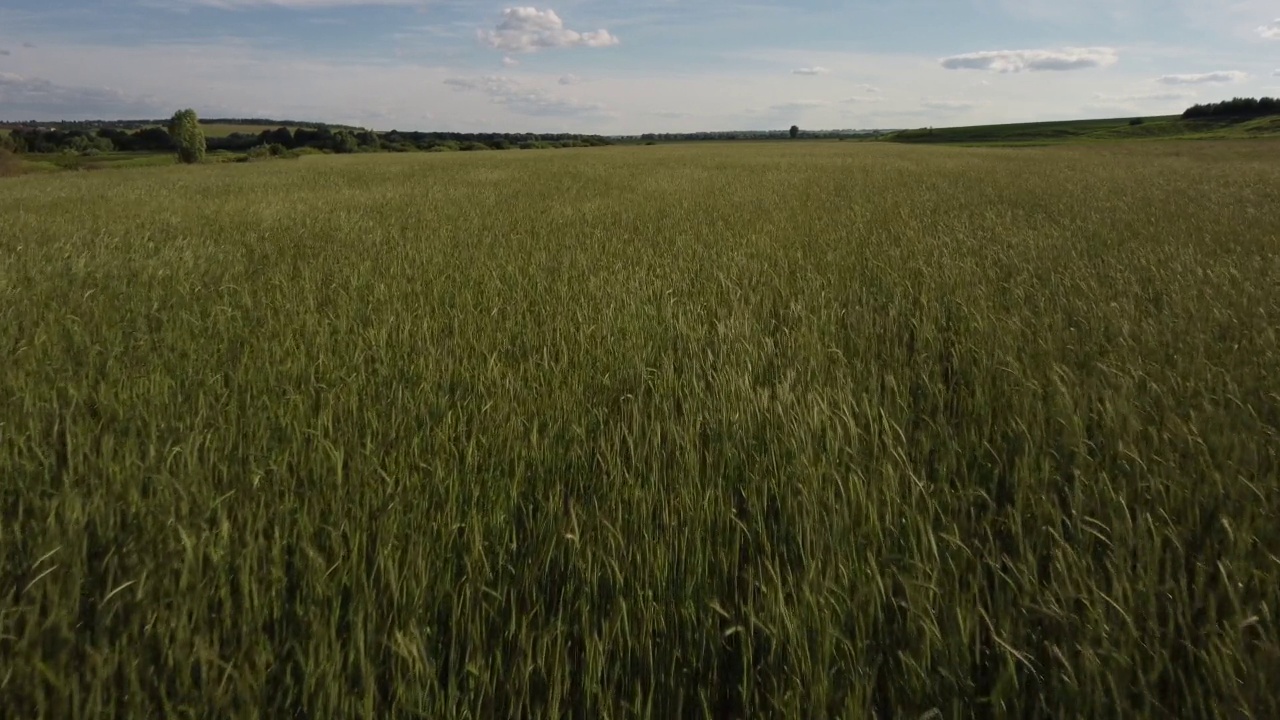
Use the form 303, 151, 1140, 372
789, 125, 799, 139
262, 127, 294, 148
168, 109, 206, 164
331, 130, 359, 154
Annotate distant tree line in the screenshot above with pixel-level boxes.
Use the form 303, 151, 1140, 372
202, 117, 364, 132
631, 129, 884, 142
1182, 97, 1280, 120
0, 123, 615, 157
0, 117, 364, 132
4, 126, 172, 154
357, 130, 612, 152
0, 117, 892, 158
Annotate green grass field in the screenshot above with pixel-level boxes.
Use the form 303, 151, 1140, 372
21, 151, 179, 172
885, 114, 1280, 145
2, 141, 1278, 718
2, 149, 266, 175
199, 123, 311, 137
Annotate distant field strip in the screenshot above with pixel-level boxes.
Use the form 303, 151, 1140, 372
1, 141, 1278, 718
886, 114, 1280, 145
199, 123, 308, 137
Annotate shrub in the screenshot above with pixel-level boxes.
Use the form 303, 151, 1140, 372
330, 131, 359, 154
247, 144, 302, 161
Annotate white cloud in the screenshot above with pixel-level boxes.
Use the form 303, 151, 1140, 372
792, 67, 830, 75
479, 7, 619, 54
502, 55, 520, 67
940, 47, 1118, 73
1274, 69, 1280, 76
444, 74, 610, 117
1157, 71, 1248, 84
2, 33, 1258, 135
854, 84, 880, 94
1258, 19, 1280, 39
558, 74, 580, 85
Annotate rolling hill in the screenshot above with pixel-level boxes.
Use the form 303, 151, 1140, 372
883, 114, 1280, 145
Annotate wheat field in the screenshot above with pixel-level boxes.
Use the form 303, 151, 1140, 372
1, 140, 1278, 718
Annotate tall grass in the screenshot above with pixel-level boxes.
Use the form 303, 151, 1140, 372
1, 140, 1278, 718
0, 149, 22, 177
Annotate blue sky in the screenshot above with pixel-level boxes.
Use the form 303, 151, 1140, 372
1, 0, 1278, 133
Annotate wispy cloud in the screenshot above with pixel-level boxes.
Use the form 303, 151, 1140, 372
444, 74, 610, 117
1157, 71, 1248, 84
444, 75, 516, 94
768, 100, 831, 112
0, 0, 1271, 134
940, 47, 1118, 73
179, 0, 422, 7
479, 7, 619, 54
923, 99, 975, 110
0, 49, 11, 56
0, 72, 164, 119
1093, 90, 1195, 103
1258, 19, 1280, 39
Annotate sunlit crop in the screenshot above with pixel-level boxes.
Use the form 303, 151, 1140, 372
2, 140, 1278, 718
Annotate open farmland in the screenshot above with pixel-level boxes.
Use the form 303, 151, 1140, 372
1, 140, 1278, 718
885, 114, 1280, 145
